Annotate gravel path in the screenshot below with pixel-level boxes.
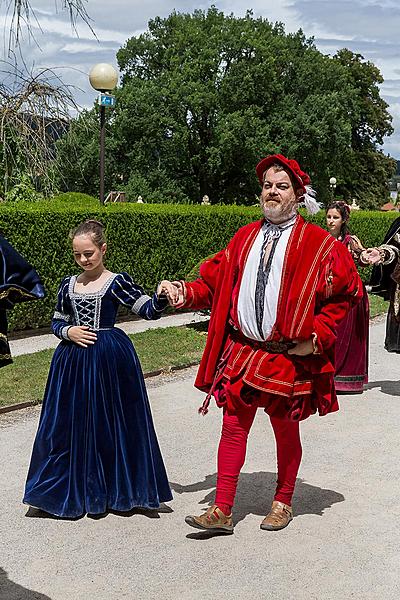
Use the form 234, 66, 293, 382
0, 320, 399, 599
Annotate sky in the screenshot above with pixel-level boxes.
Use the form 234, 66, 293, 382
1, 0, 400, 157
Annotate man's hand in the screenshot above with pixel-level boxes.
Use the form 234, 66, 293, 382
67, 326, 97, 348
157, 280, 179, 304
287, 338, 314, 356
157, 280, 185, 306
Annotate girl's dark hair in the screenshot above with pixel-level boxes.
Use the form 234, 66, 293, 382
326, 201, 351, 238
70, 220, 106, 248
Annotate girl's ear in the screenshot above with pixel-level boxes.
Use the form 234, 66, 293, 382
101, 243, 107, 255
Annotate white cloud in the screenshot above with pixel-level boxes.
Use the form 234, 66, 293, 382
1, 0, 399, 156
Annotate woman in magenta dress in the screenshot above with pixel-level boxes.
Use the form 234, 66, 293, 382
326, 202, 369, 393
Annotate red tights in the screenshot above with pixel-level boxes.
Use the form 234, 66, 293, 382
215, 405, 302, 512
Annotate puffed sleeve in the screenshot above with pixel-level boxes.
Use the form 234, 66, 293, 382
111, 273, 168, 320
51, 277, 74, 340
180, 248, 226, 310
0, 235, 45, 310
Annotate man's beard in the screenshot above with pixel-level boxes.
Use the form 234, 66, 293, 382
261, 199, 298, 224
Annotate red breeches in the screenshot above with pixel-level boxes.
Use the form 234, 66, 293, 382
215, 405, 302, 510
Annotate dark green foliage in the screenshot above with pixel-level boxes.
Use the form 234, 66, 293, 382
52, 8, 395, 209
1, 200, 398, 331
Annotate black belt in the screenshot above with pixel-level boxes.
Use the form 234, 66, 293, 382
229, 326, 295, 354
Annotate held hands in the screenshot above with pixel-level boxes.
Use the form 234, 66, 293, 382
67, 326, 97, 348
360, 248, 382, 265
157, 280, 185, 307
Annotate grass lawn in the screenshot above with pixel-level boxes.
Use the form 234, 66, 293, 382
368, 293, 389, 319
0, 324, 207, 408
0, 295, 389, 409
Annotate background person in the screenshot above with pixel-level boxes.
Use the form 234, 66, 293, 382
367, 216, 400, 353
325, 201, 370, 393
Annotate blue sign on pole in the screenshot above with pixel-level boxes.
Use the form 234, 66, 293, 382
99, 93, 116, 108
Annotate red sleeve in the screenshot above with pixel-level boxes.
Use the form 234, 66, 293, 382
181, 249, 226, 310
313, 242, 363, 352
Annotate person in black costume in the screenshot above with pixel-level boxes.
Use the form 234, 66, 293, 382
367, 217, 400, 353
0, 234, 45, 367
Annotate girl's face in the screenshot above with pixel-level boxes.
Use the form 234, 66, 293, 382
72, 234, 106, 272
326, 208, 344, 238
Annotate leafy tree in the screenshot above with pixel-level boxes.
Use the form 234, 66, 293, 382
0, 1, 94, 198
331, 49, 395, 207
54, 7, 396, 207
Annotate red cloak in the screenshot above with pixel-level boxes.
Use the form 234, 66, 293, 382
181, 215, 363, 420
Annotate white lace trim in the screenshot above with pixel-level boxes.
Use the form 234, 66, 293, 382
132, 294, 152, 315
53, 310, 71, 323
68, 274, 117, 330
60, 326, 71, 341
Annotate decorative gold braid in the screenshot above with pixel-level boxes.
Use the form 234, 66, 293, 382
0, 353, 12, 360
0, 332, 8, 341
0, 286, 36, 301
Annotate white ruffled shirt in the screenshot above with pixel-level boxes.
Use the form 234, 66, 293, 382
237, 219, 295, 341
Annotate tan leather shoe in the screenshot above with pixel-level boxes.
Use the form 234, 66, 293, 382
260, 501, 293, 531
185, 505, 234, 533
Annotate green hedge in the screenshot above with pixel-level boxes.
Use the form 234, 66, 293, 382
0, 199, 398, 331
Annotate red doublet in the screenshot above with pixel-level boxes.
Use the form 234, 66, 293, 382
181, 215, 363, 421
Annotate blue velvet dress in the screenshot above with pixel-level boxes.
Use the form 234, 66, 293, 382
23, 273, 172, 517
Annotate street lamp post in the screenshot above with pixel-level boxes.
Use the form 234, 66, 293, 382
89, 63, 118, 205
329, 176, 337, 200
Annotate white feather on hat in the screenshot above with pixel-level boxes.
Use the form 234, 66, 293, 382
299, 185, 322, 215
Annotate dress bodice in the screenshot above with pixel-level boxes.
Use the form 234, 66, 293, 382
51, 272, 168, 340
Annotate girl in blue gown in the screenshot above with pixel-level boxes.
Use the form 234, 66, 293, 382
23, 220, 173, 518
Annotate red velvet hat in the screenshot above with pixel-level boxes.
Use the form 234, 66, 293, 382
256, 154, 311, 191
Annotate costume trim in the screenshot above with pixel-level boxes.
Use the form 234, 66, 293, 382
379, 244, 398, 265
53, 311, 71, 323
290, 235, 335, 338
0, 286, 35, 301
132, 294, 151, 314
60, 326, 71, 341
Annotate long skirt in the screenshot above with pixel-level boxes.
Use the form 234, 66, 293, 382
23, 329, 172, 517
334, 285, 369, 393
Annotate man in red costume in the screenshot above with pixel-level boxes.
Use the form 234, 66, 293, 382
168, 154, 363, 534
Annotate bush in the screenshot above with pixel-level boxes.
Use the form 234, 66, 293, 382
53, 192, 99, 206
0, 200, 398, 331
5, 175, 44, 203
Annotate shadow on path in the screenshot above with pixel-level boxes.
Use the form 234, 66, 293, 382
365, 380, 400, 397
171, 471, 344, 528
24, 503, 173, 521
0, 567, 52, 600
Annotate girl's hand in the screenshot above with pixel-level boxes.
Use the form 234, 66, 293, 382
157, 280, 182, 306
67, 326, 97, 347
